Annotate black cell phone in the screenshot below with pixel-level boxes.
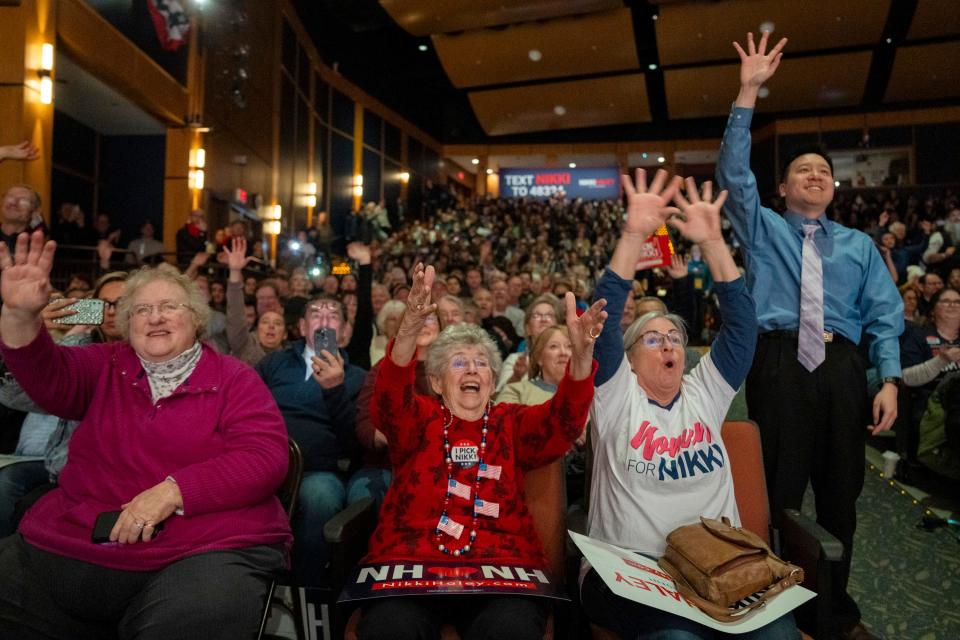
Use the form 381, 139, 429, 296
91, 510, 163, 543
91, 510, 121, 543
313, 327, 338, 355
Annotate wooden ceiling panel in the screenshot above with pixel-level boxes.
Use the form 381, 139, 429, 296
379, 0, 623, 37
469, 74, 651, 136
655, 0, 890, 66
434, 9, 638, 89
906, 0, 960, 40
885, 42, 960, 103
665, 52, 872, 120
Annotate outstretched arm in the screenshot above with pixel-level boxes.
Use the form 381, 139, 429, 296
391, 262, 436, 367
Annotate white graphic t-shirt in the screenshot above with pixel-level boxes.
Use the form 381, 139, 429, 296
586, 352, 740, 557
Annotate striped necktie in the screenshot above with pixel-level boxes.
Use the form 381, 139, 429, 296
798, 224, 825, 372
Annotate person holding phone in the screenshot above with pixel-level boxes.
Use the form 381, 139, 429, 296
0, 231, 291, 639
256, 293, 366, 587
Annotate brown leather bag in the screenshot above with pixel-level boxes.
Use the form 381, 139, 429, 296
658, 516, 804, 622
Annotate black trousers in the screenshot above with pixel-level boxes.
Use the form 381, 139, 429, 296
746, 334, 868, 633
358, 594, 549, 640
0, 534, 285, 640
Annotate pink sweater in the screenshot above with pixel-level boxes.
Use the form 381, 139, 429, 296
0, 329, 292, 571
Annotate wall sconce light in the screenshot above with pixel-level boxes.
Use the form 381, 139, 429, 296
400, 171, 410, 184
353, 174, 364, 198
189, 147, 206, 169
188, 147, 206, 191
262, 203, 282, 235
38, 43, 54, 105
305, 182, 318, 208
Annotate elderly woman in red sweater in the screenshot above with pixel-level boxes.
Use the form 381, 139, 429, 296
0, 231, 291, 639
358, 263, 606, 640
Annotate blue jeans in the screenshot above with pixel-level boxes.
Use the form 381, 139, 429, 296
0, 460, 48, 537
293, 471, 347, 587
346, 467, 392, 510
581, 569, 800, 640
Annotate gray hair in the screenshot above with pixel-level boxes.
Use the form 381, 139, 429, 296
115, 263, 211, 340
622, 310, 687, 352
426, 323, 502, 380
523, 293, 563, 331
376, 299, 406, 333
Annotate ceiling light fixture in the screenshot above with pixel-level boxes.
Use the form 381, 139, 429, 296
657, 156, 666, 164
528, 49, 542, 62
648, 63, 658, 71
418, 44, 428, 52
471, 158, 479, 165
568, 162, 577, 168
758, 86, 770, 99
553, 105, 566, 116
759, 21, 775, 34
486, 169, 494, 175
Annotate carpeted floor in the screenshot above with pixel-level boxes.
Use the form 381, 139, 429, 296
804, 460, 960, 640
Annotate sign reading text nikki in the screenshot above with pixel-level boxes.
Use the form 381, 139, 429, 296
499, 167, 621, 200
338, 561, 566, 602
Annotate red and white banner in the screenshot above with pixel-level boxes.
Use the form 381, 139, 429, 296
147, 0, 191, 52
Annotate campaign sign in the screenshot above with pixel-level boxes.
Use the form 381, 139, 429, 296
499, 167, 620, 200
570, 531, 815, 634
636, 224, 675, 270
338, 561, 567, 602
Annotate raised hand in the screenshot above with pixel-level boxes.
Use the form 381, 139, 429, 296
566, 291, 607, 380
0, 140, 40, 162
666, 253, 689, 279
734, 31, 787, 89
390, 262, 436, 366
668, 178, 728, 247
224, 236, 252, 273
0, 230, 56, 317
621, 168, 682, 239
346, 241, 371, 265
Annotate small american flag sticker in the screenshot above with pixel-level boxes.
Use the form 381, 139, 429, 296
448, 478, 472, 500
437, 515, 464, 539
477, 463, 501, 480
474, 499, 500, 518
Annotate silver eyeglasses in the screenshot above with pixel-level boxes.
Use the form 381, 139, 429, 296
449, 356, 490, 372
634, 330, 685, 350
130, 301, 190, 319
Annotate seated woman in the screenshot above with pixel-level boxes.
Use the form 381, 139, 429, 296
0, 231, 292, 640
581, 171, 797, 639
223, 236, 287, 366
496, 294, 563, 392
358, 263, 606, 640
900, 287, 960, 470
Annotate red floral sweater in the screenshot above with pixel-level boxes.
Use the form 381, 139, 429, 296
365, 341, 596, 567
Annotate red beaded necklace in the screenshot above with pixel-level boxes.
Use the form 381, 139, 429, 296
434, 401, 490, 556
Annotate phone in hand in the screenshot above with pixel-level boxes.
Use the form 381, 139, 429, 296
313, 327, 338, 355
54, 298, 105, 326
91, 510, 164, 543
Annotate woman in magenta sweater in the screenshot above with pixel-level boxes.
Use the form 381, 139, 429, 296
0, 230, 292, 639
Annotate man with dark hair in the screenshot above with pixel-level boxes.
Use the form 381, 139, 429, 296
717, 32, 902, 640
917, 272, 944, 318
256, 294, 365, 586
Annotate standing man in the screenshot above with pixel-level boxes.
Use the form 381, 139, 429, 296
716, 32, 902, 640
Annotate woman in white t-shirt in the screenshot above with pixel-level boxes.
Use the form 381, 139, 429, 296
581, 170, 798, 639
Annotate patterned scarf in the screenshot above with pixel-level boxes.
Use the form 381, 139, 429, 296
137, 341, 202, 403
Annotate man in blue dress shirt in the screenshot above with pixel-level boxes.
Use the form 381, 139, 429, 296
716, 32, 902, 640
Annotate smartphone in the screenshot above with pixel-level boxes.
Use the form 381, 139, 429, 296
313, 327, 338, 355
91, 510, 164, 543
53, 298, 105, 326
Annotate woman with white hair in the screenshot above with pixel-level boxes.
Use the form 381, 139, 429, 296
0, 231, 291, 639
581, 171, 797, 638
358, 262, 607, 640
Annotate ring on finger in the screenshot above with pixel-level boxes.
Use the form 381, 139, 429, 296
588, 327, 601, 340
134, 521, 145, 530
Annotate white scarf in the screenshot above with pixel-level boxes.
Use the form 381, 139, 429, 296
137, 341, 202, 403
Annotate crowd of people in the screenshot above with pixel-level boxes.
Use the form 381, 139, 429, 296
1, 29, 959, 640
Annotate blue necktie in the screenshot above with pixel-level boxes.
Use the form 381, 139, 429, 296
798, 224, 825, 372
